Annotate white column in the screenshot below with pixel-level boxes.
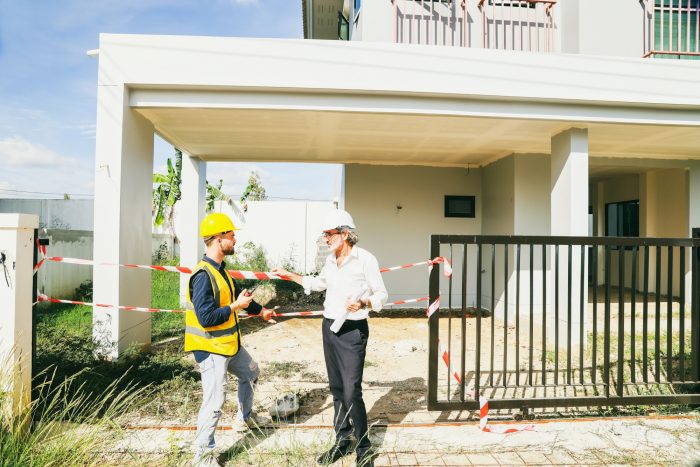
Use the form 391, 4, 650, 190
179, 153, 207, 306
0, 213, 38, 418
551, 128, 589, 348
93, 84, 154, 359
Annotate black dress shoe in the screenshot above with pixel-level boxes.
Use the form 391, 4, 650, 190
317, 443, 352, 465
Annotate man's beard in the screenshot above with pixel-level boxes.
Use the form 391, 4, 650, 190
223, 245, 235, 255
327, 237, 342, 252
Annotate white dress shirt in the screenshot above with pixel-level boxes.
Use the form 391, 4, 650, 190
302, 246, 388, 320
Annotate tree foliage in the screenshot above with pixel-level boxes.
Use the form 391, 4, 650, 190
239, 170, 267, 211
152, 148, 183, 242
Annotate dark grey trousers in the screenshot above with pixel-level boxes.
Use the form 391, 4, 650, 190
322, 317, 371, 455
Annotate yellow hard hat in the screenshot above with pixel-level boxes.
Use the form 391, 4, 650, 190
199, 213, 237, 237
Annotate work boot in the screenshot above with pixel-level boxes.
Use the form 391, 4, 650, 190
316, 442, 352, 465
234, 412, 272, 432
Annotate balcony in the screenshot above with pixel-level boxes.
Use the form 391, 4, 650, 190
643, 0, 699, 59
391, 0, 557, 52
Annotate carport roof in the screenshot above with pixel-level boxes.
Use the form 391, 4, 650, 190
98, 34, 700, 167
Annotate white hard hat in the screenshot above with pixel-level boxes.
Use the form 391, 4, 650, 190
321, 209, 355, 231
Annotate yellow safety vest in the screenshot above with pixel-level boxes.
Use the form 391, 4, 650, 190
185, 260, 240, 356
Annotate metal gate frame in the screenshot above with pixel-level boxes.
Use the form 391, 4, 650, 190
428, 234, 700, 411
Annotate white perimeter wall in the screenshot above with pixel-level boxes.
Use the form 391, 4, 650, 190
0, 199, 93, 230
345, 163, 482, 306
203, 200, 335, 274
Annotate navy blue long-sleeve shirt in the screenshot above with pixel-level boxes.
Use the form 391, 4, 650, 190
190, 255, 261, 361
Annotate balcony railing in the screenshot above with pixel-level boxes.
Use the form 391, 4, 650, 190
644, 0, 700, 59
479, 0, 556, 52
392, 0, 471, 47
391, 0, 557, 52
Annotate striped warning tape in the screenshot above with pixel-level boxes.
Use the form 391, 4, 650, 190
33, 239, 47, 274
479, 396, 536, 434
34, 295, 432, 316
33, 255, 451, 281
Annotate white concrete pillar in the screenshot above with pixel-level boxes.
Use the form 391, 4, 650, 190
179, 153, 207, 306
93, 84, 154, 359
0, 213, 38, 418
551, 128, 589, 348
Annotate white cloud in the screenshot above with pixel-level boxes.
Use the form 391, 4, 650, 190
0, 136, 79, 168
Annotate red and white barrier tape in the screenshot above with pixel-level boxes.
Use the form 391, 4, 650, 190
33, 239, 47, 274
479, 397, 535, 434
34, 255, 451, 281
34, 295, 432, 316
36, 294, 186, 314
438, 339, 461, 385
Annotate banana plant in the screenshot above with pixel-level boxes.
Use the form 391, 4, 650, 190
152, 148, 182, 242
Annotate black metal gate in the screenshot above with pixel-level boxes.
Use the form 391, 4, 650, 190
428, 234, 700, 411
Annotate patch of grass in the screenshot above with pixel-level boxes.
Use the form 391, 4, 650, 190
261, 361, 308, 380
1, 367, 147, 466
151, 258, 185, 342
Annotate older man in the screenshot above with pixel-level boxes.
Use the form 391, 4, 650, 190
187, 212, 272, 466
273, 209, 387, 467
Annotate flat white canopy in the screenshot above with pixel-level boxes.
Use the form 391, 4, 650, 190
100, 34, 700, 168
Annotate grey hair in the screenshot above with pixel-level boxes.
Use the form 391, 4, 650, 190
338, 225, 358, 246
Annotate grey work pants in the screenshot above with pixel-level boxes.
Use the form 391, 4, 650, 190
194, 347, 259, 457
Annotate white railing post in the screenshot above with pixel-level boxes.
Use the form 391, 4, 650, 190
0, 213, 39, 419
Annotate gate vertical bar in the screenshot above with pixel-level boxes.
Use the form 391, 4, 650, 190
567, 244, 573, 385
617, 245, 625, 398
656, 246, 662, 382
555, 244, 560, 385
490, 244, 496, 386
516, 243, 521, 387
529, 243, 534, 386
428, 235, 440, 409
643, 245, 650, 384
692, 229, 700, 382
504, 242, 509, 387
679, 246, 685, 381
542, 244, 547, 385
580, 244, 585, 385
667, 246, 674, 382
460, 243, 467, 400
631, 246, 638, 383
592, 244, 597, 384
604, 246, 611, 398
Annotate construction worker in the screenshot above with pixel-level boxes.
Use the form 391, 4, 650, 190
187, 212, 272, 466
272, 209, 387, 467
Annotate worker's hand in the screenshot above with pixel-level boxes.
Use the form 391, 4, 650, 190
232, 291, 254, 310
271, 267, 302, 285
346, 299, 365, 313
261, 308, 275, 321
271, 267, 291, 278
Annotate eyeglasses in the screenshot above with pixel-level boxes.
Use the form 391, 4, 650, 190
322, 230, 340, 238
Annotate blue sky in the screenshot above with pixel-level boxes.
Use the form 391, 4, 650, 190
0, 0, 340, 201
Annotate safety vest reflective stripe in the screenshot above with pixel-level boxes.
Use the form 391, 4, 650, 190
184, 324, 239, 339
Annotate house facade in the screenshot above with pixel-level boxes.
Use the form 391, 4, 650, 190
92, 1, 700, 356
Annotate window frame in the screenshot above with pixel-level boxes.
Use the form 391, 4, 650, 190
444, 195, 476, 219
